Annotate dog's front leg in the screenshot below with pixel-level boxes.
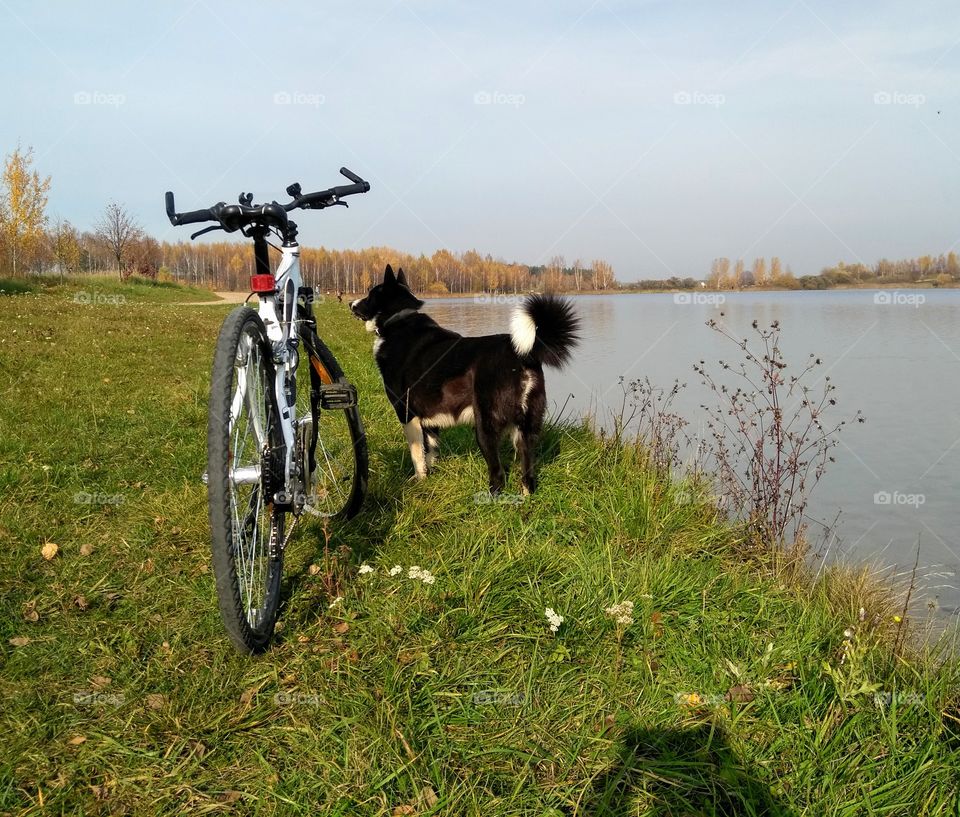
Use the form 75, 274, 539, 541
403, 417, 428, 479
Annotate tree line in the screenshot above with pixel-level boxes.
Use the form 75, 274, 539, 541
0, 144, 619, 295
705, 253, 959, 291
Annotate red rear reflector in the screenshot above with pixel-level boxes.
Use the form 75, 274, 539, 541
250, 274, 276, 294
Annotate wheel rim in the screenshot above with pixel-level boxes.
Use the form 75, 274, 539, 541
227, 325, 278, 628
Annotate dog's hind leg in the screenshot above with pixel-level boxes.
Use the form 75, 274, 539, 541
475, 419, 506, 495
403, 417, 428, 479
423, 427, 440, 472
516, 373, 546, 495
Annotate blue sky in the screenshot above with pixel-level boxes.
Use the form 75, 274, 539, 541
1, 0, 958, 280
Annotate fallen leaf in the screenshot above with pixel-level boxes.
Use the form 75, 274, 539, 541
22, 601, 39, 622
307, 564, 321, 576
160, 641, 172, 654
67, 735, 87, 746
332, 621, 350, 635
90, 783, 109, 800
143, 558, 155, 573
41, 542, 60, 560
420, 786, 439, 808
392, 806, 415, 816
145, 693, 165, 710
725, 684, 755, 703
9, 636, 31, 647
217, 790, 243, 804
677, 692, 704, 708
239, 686, 258, 706
79, 543, 94, 557
90, 675, 112, 690
73, 595, 89, 611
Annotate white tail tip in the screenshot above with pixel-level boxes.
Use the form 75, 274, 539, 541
510, 307, 536, 355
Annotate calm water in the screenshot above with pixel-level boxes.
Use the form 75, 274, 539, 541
424, 290, 960, 614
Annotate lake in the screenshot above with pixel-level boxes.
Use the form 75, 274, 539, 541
423, 289, 960, 616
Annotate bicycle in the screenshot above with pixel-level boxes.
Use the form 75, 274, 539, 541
165, 167, 370, 653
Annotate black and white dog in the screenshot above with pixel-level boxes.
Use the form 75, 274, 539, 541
351, 265, 580, 495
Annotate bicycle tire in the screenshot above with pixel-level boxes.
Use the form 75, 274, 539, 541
300, 328, 368, 520
207, 306, 285, 653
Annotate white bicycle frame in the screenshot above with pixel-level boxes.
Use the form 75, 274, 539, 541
257, 243, 304, 488
229, 242, 305, 496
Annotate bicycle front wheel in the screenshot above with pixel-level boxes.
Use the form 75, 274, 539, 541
207, 306, 285, 654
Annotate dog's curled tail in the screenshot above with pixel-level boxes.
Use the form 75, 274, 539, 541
509, 294, 581, 368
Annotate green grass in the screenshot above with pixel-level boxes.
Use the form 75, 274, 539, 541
1, 281, 958, 816
0, 273, 218, 304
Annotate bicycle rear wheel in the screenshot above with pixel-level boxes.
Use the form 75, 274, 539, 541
207, 306, 286, 653
296, 328, 368, 520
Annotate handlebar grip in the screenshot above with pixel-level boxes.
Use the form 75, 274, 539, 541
176, 207, 215, 225
165, 191, 213, 226
340, 167, 363, 184
332, 181, 370, 197
165, 191, 177, 224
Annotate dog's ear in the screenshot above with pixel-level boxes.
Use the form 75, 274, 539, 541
384, 264, 396, 284
396, 267, 408, 287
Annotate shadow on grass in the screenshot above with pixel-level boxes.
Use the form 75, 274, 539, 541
586, 723, 793, 817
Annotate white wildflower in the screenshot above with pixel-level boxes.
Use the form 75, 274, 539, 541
408, 565, 435, 584
358, 564, 375, 575
604, 600, 635, 626
545, 607, 564, 633
389, 565, 402, 576
328, 596, 343, 609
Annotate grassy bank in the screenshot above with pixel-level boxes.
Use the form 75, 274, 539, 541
0, 273, 219, 304
1, 280, 958, 815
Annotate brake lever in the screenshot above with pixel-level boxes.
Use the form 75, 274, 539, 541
191, 225, 224, 240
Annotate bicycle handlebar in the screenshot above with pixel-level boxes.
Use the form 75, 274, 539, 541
164, 167, 370, 234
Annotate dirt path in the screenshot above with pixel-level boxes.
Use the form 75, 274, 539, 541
176, 291, 251, 306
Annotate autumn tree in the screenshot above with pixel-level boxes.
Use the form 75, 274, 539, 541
732, 259, 745, 289
0, 145, 51, 276
94, 202, 143, 278
752, 257, 767, 286
592, 259, 615, 290
708, 257, 731, 289
50, 218, 81, 282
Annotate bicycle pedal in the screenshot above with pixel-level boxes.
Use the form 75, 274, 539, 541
319, 383, 357, 410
